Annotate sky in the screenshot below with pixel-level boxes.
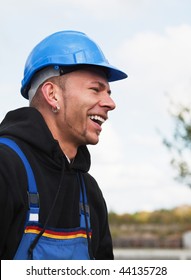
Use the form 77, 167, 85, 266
1, 0, 191, 213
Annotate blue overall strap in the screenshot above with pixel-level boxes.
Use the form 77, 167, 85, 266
77, 172, 94, 259
77, 173, 91, 229
0, 137, 39, 222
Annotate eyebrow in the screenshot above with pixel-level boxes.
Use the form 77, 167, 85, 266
90, 81, 112, 95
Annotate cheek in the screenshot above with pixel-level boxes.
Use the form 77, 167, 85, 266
65, 102, 88, 130
64, 94, 91, 127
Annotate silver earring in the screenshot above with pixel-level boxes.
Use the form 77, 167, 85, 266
52, 105, 60, 113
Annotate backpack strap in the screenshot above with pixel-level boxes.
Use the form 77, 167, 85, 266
0, 137, 39, 222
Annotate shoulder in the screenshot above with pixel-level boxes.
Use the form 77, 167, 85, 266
83, 173, 103, 196
0, 142, 28, 195
0, 142, 26, 171
83, 172, 108, 213
0, 140, 28, 212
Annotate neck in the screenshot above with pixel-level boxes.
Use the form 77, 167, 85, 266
39, 109, 79, 160
59, 141, 78, 161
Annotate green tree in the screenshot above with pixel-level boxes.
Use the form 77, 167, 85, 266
163, 101, 191, 187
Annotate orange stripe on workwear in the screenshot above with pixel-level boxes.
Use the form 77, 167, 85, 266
24, 226, 92, 240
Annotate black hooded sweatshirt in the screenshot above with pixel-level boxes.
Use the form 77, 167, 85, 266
0, 107, 113, 260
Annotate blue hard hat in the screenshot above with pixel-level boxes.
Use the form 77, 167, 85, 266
21, 30, 128, 99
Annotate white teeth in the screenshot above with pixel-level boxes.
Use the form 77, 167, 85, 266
89, 115, 105, 124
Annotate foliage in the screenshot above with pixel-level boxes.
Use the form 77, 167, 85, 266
109, 206, 191, 248
108, 206, 191, 225
163, 101, 191, 187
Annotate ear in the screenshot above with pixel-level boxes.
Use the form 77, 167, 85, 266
41, 81, 59, 108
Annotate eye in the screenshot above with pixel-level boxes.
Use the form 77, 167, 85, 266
90, 87, 99, 93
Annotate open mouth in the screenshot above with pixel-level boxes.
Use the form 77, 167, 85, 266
89, 115, 106, 126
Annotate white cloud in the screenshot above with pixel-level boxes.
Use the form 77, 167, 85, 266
89, 121, 124, 163
118, 24, 191, 102
108, 24, 191, 161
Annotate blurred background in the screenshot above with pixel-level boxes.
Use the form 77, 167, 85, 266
1, 0, 191, 259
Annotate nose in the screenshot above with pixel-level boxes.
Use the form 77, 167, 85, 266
99, 93, 116, 111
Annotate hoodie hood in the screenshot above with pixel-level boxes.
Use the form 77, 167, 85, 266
0, 107, 91, 172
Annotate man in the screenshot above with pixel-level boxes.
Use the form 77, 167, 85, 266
0, 30, 127, 259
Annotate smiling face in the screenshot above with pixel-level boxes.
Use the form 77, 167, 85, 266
56, 67, 116, 148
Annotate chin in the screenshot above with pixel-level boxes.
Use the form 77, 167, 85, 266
88, 137, 100, 145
